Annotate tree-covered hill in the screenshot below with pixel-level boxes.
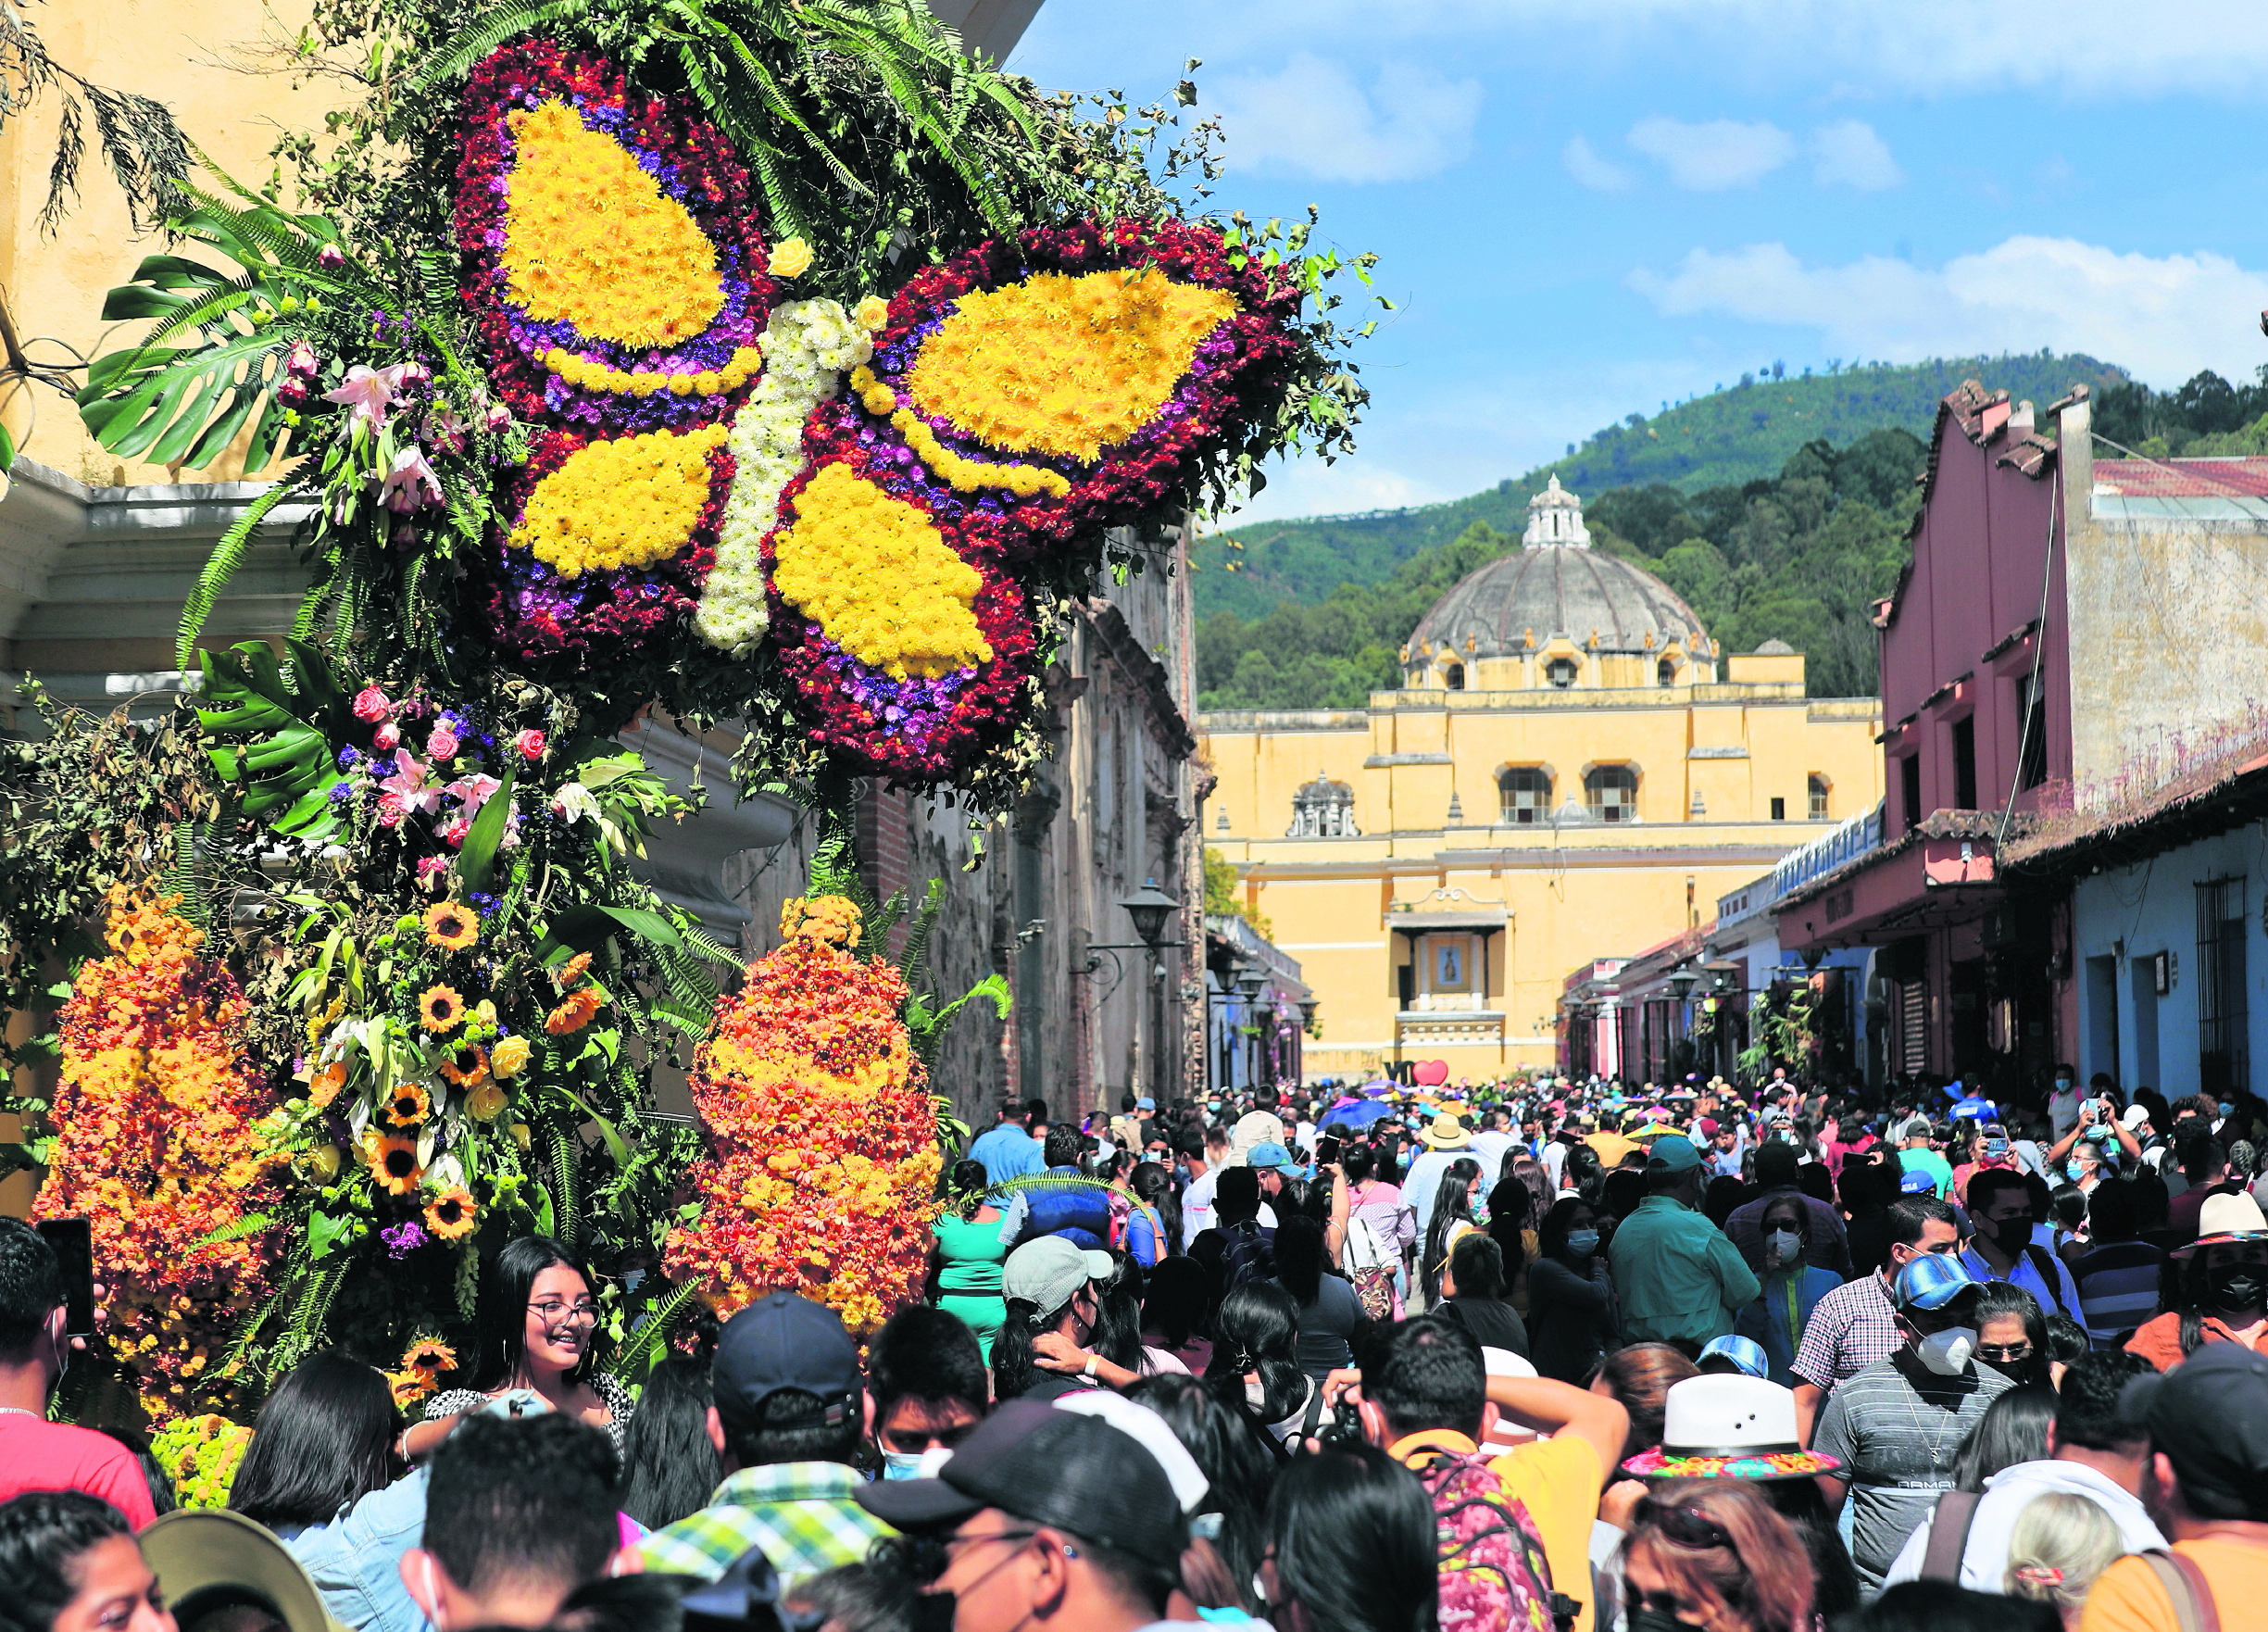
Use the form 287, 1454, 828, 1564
1197, 351, 2126, 624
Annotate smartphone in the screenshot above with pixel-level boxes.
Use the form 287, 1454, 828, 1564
1316, 1135, 1342, 1166
36, 1218, 95, 1337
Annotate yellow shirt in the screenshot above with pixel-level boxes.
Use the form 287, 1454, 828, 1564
1390, 1427, 1604, 1632
2080, 1538, 2268, 1632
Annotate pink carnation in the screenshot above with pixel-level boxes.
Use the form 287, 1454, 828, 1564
514, 729, 545, 761
376, 791, 407, 828
427, 727, 460, 762
373, 722, 401, 752
440, 816, 471, 848
352, 685, 392, 723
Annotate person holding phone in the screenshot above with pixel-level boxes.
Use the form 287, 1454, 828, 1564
0, 1220, 156, 1525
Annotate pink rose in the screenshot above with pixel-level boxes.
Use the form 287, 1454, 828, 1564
484, 404, 510, 430
317, 244, 345, 270
441, 816, 471, 848
415, 856, 448, 882
373, 722, 401, 752
514, 729, 545, 761
427, 727, 460, 762
352, 685, 391, 723
376, 791, 407, 828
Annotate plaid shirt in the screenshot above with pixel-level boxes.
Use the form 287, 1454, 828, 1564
1789, 1270, 1902, 1393
638, 1463, 894, 1589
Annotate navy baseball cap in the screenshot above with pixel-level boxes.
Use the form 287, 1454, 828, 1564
712, 1290, 862, 1432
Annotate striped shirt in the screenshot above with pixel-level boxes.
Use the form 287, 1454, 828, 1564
638, 1463, 894, 1589
1790, 1271, 1902, 1393
2074, 1239, 2165, 1346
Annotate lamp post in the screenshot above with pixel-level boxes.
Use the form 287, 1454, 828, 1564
1071, 879, 1186, 1111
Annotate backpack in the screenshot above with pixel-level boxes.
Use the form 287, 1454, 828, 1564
1404, 1445, 1573, 1632
1343, 1212, 1398, 1321
1219, 1220, 1276, 1294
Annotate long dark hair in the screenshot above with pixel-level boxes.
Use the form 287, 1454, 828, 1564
0, 1491, 132, 1632
1262, 1444, 1438, 1632
2178, 1241, 2267, 1358
617, 1355, 720, 1530
1142, 1256, 1210, 1350
1421, 1158, 1482, 1307
1951, 1384, 2056, 1493
1092, 1249, 1147, 1372
1131, 1161, 1184, 1258
228, 1350, 398, 1530
948, 1159, 989, 1220
472, 1235, 595, 1389
1973, 1281, 2052, 1388
1274, 1215, 1328, 1306
1208, 1282, 1305, 1425
992, 1279, 1085, 1404
1564, 1143, 1607, 1204
1538, 1195, 1595, 1266
1129, 1374, 1279, 1613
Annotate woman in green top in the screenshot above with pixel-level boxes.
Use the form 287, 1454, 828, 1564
1733, 1192, 1842, 1385
929, 1159, 1009, 1360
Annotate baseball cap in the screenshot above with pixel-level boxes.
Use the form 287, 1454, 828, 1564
142, 1510, 347, 1632
712, 1290, 862, 1432
857, 1399, 1192, 1570
1246, 1140, 1301, 1174
1892, 1252, 1983, 1312
1136, 1097, 1155, 1111
1003, 1235, 1113, 1313
1698, 1336, 1770, 1379
2120, 1343, 2268, 1521
1647, 1134, 1704, 1175
1697, 1118, 1720, 1137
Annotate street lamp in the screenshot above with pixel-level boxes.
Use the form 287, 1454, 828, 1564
1666, 969, 1697, 1002
1118, 878, 1182, 952
1298, 996, 1319, 1030
1234, 962, 1266, 1004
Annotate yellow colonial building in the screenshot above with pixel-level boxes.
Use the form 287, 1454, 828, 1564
1200, 479, 1885, 1078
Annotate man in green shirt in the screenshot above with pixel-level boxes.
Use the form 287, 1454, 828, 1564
1897, 1117, 1955, 1199
1607, 1134, 1761, 1346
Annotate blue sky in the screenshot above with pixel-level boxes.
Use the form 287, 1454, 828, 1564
1007, 1, 2268, 522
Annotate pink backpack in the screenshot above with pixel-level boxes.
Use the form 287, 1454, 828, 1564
1405, 1446, 1572, 1632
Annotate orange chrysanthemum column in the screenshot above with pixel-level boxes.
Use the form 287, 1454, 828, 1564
33, 887, 286, 1419
663, 896, 942, 1336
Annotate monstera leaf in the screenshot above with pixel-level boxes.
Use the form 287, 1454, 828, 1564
195, 638, 353, 838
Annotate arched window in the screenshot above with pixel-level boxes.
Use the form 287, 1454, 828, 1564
1809, 774, 1830, 821
1499, 767, 1551, 824
1545, 658, 1578, 689
1287, 775, 1360, 838
1658, 657, 1677, 687
1586, 765, 1637, 822
1444, 661, 1466, 691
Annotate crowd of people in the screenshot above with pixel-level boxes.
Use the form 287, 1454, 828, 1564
5, 1066, 2268, 1632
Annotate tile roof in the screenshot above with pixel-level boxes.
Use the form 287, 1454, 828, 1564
2088, 457, 2268, 498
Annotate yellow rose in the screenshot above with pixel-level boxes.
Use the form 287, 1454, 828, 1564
855, 295, 890, 331
771, 236, 814, 280
308, 1143, 342, 1182
510, 1121, 533, 1152
491, 1035, 531, 1079
465, 1081, 507, 1123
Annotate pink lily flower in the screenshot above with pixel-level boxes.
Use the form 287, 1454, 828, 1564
322, 363, 406, 430
381, 750, 444, 815
445, 773, 503, 814
381, 445, 444, 513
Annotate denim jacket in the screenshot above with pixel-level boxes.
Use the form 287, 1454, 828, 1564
286, 1466, 432, 1632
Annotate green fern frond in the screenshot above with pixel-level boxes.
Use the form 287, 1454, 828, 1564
986, 1173, 1115, 1199
178, 482, 296, 666
188, 1211, 274, 1250
604, 1276, 705, 1387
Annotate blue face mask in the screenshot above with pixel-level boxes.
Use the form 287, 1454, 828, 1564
1567, 1229, 1601, 1257
2220, 1103, 2235, 1118
2065, 1161, 2087, 1184
881, 1449, 927, 1481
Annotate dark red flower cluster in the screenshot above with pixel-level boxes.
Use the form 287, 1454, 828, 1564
475, 428, 730, 670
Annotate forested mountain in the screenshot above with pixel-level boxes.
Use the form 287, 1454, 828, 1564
1196, 351, 2124, 625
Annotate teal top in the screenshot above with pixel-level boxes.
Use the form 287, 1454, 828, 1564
1605, 1195, 1763, 1347
934, 1212, 1008, 1295
1899, 1149, 1955, 1199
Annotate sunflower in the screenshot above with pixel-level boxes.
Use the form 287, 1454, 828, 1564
465, 1080, 509, 1123
308, 1060, 349, 1110
557, 951, 594, 989
490, 1035, 531, 1080
388, 1370, 435, 1411
439, 1044, 488, 1087
423, 1187, 479, 1242
402, 1337, 458, 1375
370, 1133, 423, 1196
422, 900, 478, 951
545, 989, 601, 1036
419, 985, 466, 1033
382, 1082, 431, 1127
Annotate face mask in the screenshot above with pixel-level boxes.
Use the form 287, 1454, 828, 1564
2065, 1161, 2087, 1184
2208, 1267, 2267, 1312
880, 1449, 927, 1480
1566, 1229, 1600, 1257
1979, 1214, 2026, 1250
1914, 1325, 1978, 1375
2220, 1102, 2235, 1118
1766, 1228, 1801, 1262
1629, 1606, 1703, 1632
2055, 1079, 2073, 1092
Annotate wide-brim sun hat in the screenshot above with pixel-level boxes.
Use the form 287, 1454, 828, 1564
142, 1511, 349, 1632
1621, 1374, 1843, 1482
2174, 1190, 2268, 1259
1423, 1113, 1473, 1149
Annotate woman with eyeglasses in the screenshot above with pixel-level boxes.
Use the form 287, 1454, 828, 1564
1256, 1444, 1435, 1632
406, 1235, 633, 1459
1971, 1282, 2052, 1389
1619, 1479, 1817, 1632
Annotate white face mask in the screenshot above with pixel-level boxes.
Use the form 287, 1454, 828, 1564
880, 1449, 927, 1480
1766, 1228, 1801, 1263
1914, 1325, 1978, 1375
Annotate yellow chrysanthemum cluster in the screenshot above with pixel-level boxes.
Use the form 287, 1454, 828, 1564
771, 462, 992, 679
847, 367, 1070, 499
509, 423, 729, 577
151, 1414, 252, 1509
905, 268, 1237, 462
543, 345, 764, 399
502, 100, 724, 349
782, 894, 862, 949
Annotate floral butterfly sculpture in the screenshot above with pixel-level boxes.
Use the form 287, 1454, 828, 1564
457, 44, 1305, 783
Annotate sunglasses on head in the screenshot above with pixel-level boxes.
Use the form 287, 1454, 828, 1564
1636, 1498, 1735, 1552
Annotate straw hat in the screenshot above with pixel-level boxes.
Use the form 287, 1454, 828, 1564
1621, 1375, 1843, 1482
2174, 1190, 2268, 1259
1422, 1112, 1473, 1149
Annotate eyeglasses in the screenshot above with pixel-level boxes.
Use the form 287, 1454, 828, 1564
528, 1299, 600, 1323
1635, 1499, 1735, 1552
1977, 1342, 2032, 1362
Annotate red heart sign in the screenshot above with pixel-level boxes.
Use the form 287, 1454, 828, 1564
1411, 1060, 1450, 1086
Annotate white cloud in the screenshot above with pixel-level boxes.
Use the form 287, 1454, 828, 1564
1627, 117, 1794, 190
1811, 119, 1902, 191
1562, 134, 1633, 192
1628, 236, 2268, 386
1212, 54, 1482, 183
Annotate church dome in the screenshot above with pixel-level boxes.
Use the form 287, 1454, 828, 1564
1407, 537, 1711, 660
